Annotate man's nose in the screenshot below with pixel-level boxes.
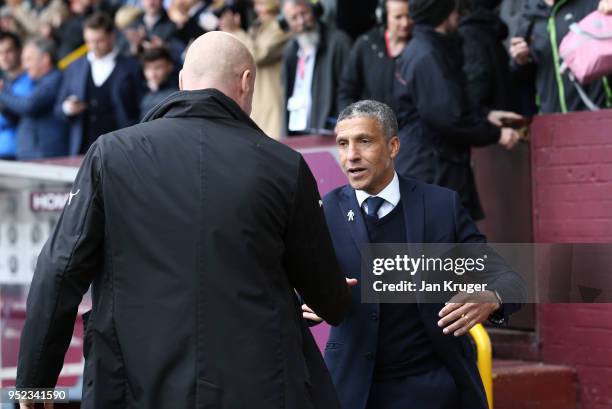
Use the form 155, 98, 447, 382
347, 144, 360, 161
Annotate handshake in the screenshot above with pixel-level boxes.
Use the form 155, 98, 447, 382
487, 110, 530, 150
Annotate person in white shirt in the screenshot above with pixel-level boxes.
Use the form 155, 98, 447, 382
55, 12, 144, 155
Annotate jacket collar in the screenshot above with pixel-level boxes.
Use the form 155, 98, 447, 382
141, 88, 261, 133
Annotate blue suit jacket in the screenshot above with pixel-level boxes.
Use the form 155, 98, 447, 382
54, 54, 144, 155
322, 177, 523, 409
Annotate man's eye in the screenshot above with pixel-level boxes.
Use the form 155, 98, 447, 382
361, 139, 370, 144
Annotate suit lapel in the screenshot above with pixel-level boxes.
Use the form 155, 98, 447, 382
337, 185, 369, 255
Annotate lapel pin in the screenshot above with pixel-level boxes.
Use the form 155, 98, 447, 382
347, 210, 355, 222
319, 200, 323, 207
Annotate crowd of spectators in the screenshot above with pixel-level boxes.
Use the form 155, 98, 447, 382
0, 0, 611, 214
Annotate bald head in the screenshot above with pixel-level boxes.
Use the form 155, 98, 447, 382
180, 31, 256, 114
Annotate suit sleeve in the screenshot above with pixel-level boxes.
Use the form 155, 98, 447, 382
16, 143, 105, 387
411, 54, 501, 147
54, 66, 74, 122
452, 192, 526, 319
0, 73, 60, 116
284, 156, 351, 326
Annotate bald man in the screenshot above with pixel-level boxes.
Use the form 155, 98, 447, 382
16, 32, 351, 409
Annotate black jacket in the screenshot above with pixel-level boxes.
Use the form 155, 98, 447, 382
459, 8, 514, 112
338, 25, 400, 112
17, 89, 351, 409
282, 23, 352, 135
394, 25, 501, 221
513, 0, 611, 113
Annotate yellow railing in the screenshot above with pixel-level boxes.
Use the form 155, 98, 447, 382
469, 323, 493, 409
58, 44, 88, 70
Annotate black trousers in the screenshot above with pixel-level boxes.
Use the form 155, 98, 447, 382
366, 366, 459, 409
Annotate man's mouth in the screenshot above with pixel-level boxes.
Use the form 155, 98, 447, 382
348, 167, 367, 177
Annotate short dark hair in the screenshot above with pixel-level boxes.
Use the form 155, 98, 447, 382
337, 100, 398, 140
140, 47, 173, 66
25, 37, 57, 65
84, 11, 114, 33
0, 31, 21, 50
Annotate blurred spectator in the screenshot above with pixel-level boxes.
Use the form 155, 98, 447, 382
0, 38, 67, 160
55, 12, 144, 155
510, 0, 611, 113
281, 0, 351, 136
216, 4, 248, 41
0, 6, 27, 38
459, 0, 515, 113
338, 0, 412, 111
395, 0, 521, 220
167, 0, 206, 45
139, 46, 177, 118
221, 0, 291, 139
0, 31, 31, 160
123, 0, 179, 56
8, 0, 69, 38
56, 0, 117, 59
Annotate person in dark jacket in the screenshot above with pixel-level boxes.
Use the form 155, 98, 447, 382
509, 0, 612, 113
338, 0, 412, 112
459, 0, 516, 113
303, 100, 525, 409
281, 0, 352, 136
0, 38, 67, 160
123, 0, 186, 58
55, 12, 144, 156
395, 0, 521, 220
16, 31, 351, 409
139, 46, 177, 119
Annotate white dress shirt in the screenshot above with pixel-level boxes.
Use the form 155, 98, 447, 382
355, 172, 400, 219
287, 47, 317, 132
87, 48, 119, 87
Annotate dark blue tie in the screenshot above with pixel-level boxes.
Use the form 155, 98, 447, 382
364, 196, 385, 219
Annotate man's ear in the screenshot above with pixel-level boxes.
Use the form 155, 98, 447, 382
240, 69, 253, 95
389, 135, 400, 159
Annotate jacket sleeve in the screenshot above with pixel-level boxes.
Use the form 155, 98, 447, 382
54, 67, 74, 122
461, 32, 494, 114
283, 156, 351, 326
411, 54, 501, 147
0, 72, 61, 116
452, 192, 526, 319
113, 60, 146, 128
337, 39, 364, 111
16, 143, 105, 388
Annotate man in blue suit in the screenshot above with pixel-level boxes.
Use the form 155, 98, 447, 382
302, 100, 524, 409
55, 12, 144, 156
0, 38, 67, 160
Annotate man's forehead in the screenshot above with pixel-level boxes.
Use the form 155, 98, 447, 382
336, 117, 384, 137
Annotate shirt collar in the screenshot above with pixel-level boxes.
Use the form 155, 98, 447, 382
355, 172, 400, 208
87, 48, 119, 64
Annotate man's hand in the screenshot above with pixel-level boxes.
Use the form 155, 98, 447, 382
487, 110, 525, 128
509, 37, 530, 65
600, 0, 612, 14
302, 278, 358, 323
63, 95, 87, 116
437, 291, 501, 336
498, 128, 520, 150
